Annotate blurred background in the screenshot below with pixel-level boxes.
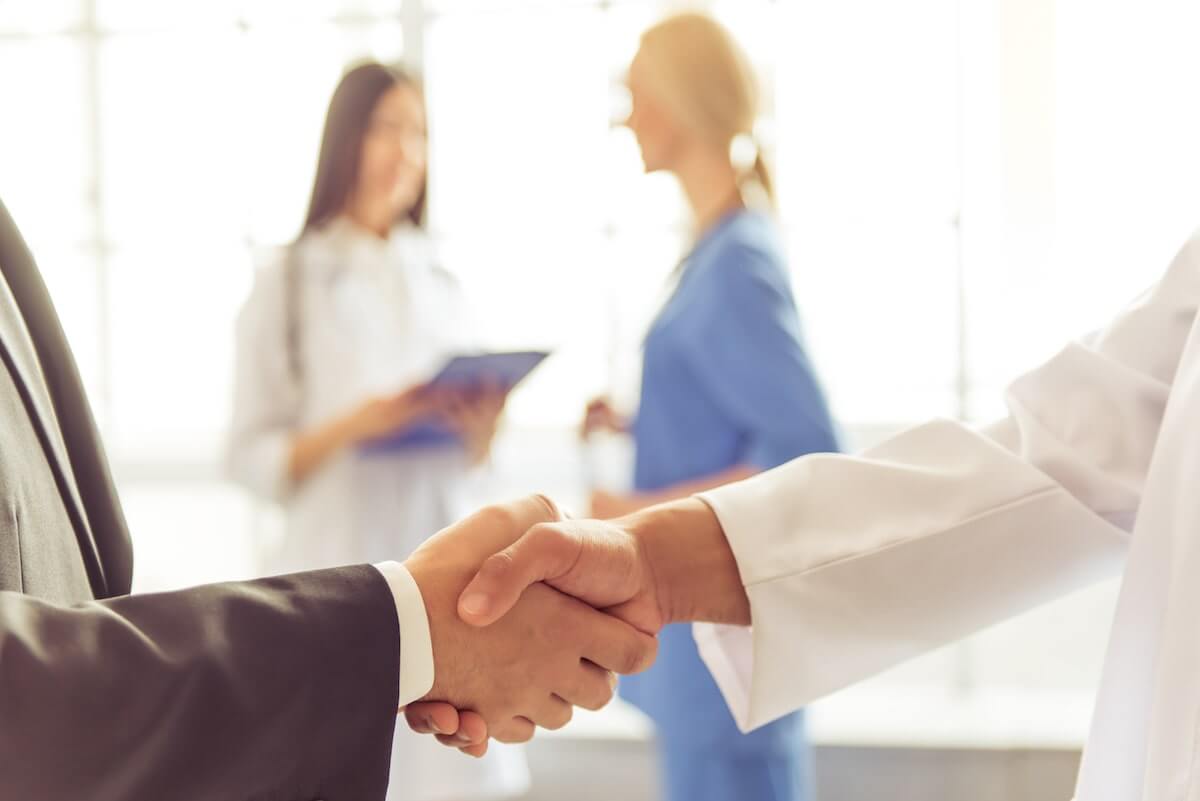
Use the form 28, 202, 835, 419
3, 0, 1200, 799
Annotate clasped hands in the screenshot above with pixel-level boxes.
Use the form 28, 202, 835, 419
400, 493, 748, 756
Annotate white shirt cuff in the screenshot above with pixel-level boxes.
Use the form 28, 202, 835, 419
372, 561, 435, 707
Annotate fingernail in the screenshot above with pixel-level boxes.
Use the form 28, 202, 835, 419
453, 731, 475, 744
429, 717, 448, 735
461, 593, 490, 616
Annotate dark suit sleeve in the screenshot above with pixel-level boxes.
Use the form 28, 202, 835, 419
0, 564, 401, 801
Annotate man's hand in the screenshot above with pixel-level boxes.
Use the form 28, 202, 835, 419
401, 496, 657, 750
458, 497, 748, 632
408, 497, 748, 754
457, 515, 667, 635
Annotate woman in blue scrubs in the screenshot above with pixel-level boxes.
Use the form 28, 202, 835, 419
582, 14, 840, 801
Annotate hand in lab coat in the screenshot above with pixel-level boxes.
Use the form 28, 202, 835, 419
438, 383, 508, 465
285, 385, 441, 487
411, 230, 1200, 801
344, 386, 440, 443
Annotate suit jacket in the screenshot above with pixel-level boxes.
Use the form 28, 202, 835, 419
0, 197, 402, 801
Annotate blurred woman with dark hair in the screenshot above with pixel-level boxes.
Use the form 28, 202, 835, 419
227, 62, 528, 801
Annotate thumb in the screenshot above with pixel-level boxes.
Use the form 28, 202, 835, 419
457, 523, 581, 627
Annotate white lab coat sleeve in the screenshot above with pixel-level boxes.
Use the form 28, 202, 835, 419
694, 231, 1200, 732
225, 262, 301, 504
430, 256, 498, 493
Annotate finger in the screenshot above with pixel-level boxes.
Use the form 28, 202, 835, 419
557, 660, 618, 712
578, 610, 659, 676
434, 733, 488, 758
515, 494, 563, 524
427, 388, 461, 412
440, 397, 467, 417
454, 709, 489, 745
431, 707, 488, 749
491, 716, 537, 744
460, 741, 489, 758
403, 702, 461, 736
478, 376, 501, 398
458, 522, 581, 626
529, 694, 574, 731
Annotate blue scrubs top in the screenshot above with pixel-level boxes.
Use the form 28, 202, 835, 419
620, 209, 839, 801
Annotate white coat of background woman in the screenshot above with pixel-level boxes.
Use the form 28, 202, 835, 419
227, 62, 528, 801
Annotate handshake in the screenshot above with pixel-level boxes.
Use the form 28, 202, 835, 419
398, 494, 751, 756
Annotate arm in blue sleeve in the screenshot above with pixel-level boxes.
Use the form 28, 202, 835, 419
679, 245, 840, 468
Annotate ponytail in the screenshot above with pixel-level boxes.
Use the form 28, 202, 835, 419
749, 151, 775, 206
733, 137, 775, 208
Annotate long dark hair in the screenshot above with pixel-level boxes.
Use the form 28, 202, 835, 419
284, 62, 427, 384
299, 61, 427, 238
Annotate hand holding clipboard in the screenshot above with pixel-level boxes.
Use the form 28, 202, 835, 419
360, 350, 549, 453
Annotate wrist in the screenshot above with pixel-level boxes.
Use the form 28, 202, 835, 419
623, 497, 749, 626
333, 407, 367, 447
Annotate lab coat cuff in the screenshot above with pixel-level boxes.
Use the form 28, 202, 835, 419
372, 561, 435, 706
692, 487, 783, 731
692, 622, 758, 732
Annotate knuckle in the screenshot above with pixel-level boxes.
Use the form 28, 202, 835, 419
621, 637, 656, 675
531, 494, 564, 522
479, 505, 518, 531
478, 549, 516, 580
526, 522, 565, 551
493, 719, 534, 744
528, 522, 578, 565
581, 677, 615, 711
580, 697, 606, 713
634, 637, 659, 674
546, 705, 573, 731
403, 709, 431, 733
598, 675, 617, 707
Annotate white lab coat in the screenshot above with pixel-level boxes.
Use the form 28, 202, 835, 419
696, 229, 1200, 801
227, 217, 529, 801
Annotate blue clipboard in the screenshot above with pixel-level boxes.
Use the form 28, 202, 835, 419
359, 350, 549, 454
427, 350, 550, 389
